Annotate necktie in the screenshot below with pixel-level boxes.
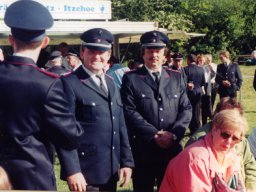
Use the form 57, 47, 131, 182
96, 75, 108, 96
152, 72, 160, 86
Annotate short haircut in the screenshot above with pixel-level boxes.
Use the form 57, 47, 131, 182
219, 50, 230, 59
187, 54, 197, 63
214, 97, 243, 115
58, 42, 69, 48
212, 109, 248, 137
13, 37, 43, 51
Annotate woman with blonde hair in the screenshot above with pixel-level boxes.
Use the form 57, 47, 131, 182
160, 109, 248, 192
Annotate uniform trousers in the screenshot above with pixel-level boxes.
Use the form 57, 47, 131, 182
188, 93, 201, 135
133, 161, 168, 192
86, 180, 117, 192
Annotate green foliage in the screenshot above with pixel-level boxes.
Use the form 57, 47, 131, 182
112, 0, 256, 55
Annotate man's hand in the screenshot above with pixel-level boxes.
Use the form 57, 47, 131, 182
67, 172, 87, 192
187, 82, 194, 90
222, 80, 231, 87
154, 130, 173, 149
119, 167, 132, 187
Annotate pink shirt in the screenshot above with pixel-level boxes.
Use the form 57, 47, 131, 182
159, 133, 242, 192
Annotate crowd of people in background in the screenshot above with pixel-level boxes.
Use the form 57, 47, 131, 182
1, 1, 256, 192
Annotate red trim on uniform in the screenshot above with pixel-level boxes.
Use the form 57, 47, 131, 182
166, 68, 181, 73
8, 61, 60, 78
139, 75, 147, 79
105, 74, 114, 80
62, 71, 72, 77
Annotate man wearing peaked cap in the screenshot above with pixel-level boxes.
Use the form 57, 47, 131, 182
121, 30, 192, 192
66, 49, 82, 71
61, 28, 134, 191
0, 0, 86, 191
169, 52, 187, 86
140, 30, 169, 49
46, 50, 71, 75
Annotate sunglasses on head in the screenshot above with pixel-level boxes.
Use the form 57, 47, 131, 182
220, 131, 241, 143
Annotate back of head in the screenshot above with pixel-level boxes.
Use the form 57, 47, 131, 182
187, 54, 197, 63
214, 98, 243, 115
109, 55, 120, 64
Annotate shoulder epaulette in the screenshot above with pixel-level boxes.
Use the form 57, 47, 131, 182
105, 73, 114, 80
61, 71, 72, 77
166, 68, 181, 73
9, 62, 60, 78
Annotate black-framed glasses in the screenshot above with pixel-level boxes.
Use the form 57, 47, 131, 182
220, 131, 241, 143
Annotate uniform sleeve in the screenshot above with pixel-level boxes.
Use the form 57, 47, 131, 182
120, 74, 158, 143
235, 64, 242, 90
44, 78, 83, 179
215, 64, 223, 85
170, 75, 192, 141
185, 123, 211, 148
241, 139, 256, 191
118, 99, 134, 168
44, 78, 83, 150
159, 152, 212, 192
57, 148, 81, 179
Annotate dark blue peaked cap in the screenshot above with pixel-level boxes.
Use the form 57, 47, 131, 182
172, 53, 184, 60
4, 0, 53, 42
140, 30, 169, 49
80, 28, 113, 51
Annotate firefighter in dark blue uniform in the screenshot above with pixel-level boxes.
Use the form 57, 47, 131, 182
216, 50, 243, 98
121, 31, 192, 192
0, 1, 86, 191
61, 28, 134, 191
184, 54, 205, 134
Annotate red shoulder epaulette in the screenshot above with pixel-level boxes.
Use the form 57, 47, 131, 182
9, 62, 60, 78
61, 71, 72, 77
166, 68, 181, 73
105, 73, 114, 80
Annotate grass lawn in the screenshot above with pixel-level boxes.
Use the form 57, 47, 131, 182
239, 65, 256, 135
55, 65, 256, 191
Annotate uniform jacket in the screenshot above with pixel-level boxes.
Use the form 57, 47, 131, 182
184, 63, 205, 97
168, 65, 187, 88
0, 56, 83, 190
215, 62, 243, 97
61, 66, 134, 185
46, 65, 70, 76
120, 66, 192, 164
